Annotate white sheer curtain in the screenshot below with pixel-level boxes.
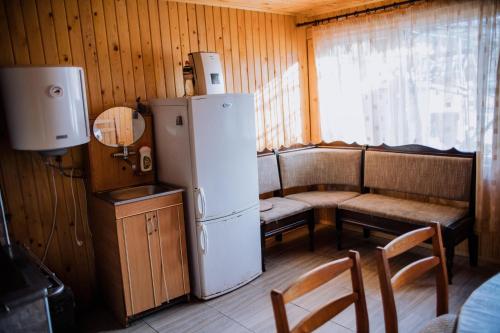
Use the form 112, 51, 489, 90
312, 0, 499, 231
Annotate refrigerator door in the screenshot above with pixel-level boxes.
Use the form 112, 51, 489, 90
189, 94, 259, 221
196, 204, 261, 299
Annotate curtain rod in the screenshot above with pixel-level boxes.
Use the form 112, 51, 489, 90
296, 0, 422, 28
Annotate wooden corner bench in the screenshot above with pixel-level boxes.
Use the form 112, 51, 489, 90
337, 144, 478, 282
257, 142, 477, 283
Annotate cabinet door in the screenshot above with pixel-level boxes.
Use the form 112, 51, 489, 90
154, 204, 190, 302
120, 212, 156, 315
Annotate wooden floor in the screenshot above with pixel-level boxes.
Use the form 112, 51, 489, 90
79, 226, 499, 333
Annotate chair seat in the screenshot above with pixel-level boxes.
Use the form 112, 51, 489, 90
286, 190, 360, 208
419, 314, 458, 333
338, 193, 467, 227
260, 197, 311, 224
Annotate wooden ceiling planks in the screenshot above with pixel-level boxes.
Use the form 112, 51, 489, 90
169, 0, 412, 18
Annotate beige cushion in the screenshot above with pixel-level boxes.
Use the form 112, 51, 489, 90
259, 200, 273, 212
257, 154, 281, 194
286, 191, 360, 208
260, 197, 311, 224
338, 194, 468, 227
419, 314, 457, 333
279, 148, 362, 189
364, 151, 473, 201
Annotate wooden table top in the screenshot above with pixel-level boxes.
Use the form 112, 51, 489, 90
457, 273, 500, 333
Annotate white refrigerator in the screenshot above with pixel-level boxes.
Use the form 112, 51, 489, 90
151, 94, 261, 300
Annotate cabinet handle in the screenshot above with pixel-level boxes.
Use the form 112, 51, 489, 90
154, 215, 158, 232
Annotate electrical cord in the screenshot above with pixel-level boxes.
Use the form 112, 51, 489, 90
70, 168, 83, 247
45, 161, 86, 179
39, 156, 92, 260
41, 165, 58, 264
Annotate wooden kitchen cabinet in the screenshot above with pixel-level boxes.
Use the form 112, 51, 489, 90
90, 191, 190, 326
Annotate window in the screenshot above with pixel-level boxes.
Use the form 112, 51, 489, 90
312, 1, 498, 152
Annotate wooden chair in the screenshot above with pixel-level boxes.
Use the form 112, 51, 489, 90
376, 222, 453, 333
271, 250, 369, 333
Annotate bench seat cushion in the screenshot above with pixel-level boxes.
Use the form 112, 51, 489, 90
338, 194, 468, 227
259, 200, 273, 212
286, 191, 360, 208
260, 197, 311, 224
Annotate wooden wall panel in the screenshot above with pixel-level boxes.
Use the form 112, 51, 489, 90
307, 37, 320, 142
89, 114, 155, 192
87, 0, 308, 192
0, 0, 309, 306
168, 2, 184, 97
0, 0, 96, 306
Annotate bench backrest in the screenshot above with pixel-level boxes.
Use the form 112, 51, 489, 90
257, 153, 281, 195
364, 147, 474, 202
278, 147, 362, 190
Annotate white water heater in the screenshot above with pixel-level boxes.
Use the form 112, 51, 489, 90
0, 66, 90, 154
189, 52, 225, 95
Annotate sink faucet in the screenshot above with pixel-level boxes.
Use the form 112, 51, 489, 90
112, 146, 137, 171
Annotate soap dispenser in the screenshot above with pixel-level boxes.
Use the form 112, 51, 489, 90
139, 146, 152, 172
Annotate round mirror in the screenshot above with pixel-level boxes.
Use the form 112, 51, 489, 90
93, 106, 145, 147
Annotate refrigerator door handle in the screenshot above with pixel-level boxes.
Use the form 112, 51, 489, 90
198, 224, 208, 254
203, 224, 208, 253
194, 187, 206, 220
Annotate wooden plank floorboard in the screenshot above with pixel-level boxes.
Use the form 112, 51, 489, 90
144, 301, 250, 333
79, 226, 498, 333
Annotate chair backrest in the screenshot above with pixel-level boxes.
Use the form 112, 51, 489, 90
376, 222, 449, 333
271, 250, 369, 333
278, 147, 363, 191
364, 145, 474, 202
257, 152, 281, 195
